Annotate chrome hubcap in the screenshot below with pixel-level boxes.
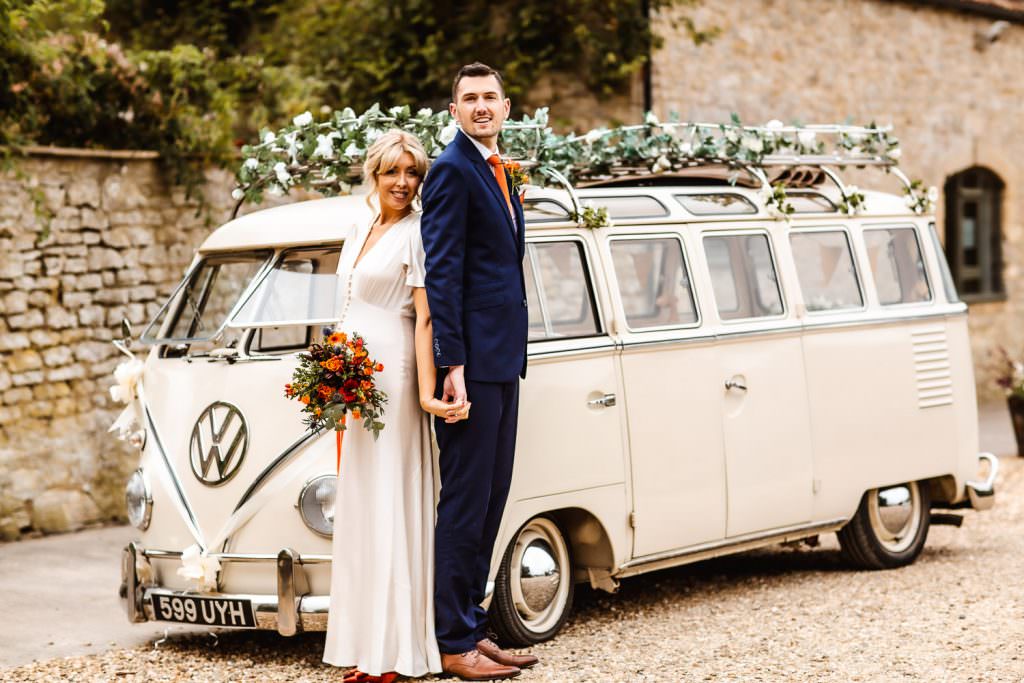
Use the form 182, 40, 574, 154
868, 482, 921, 553
510, 518, 570, 633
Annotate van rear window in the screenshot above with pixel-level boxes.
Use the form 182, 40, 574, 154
789, 230, 863, 311
525, 241, 601, 340
864, 228, 932, 305
787, 192, 837, 213
609, 237, 698, 329
675, 193, 757, 216
584, 195, 669, 219
703, 234, 784, 320
524, 199, 572, 223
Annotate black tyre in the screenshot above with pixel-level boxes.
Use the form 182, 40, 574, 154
488, 516, 574, 646
838, 480, 931, 570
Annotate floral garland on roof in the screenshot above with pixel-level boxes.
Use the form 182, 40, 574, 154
234, 106, 937, 217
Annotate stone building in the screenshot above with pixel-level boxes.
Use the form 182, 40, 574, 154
650, 0, 1024, 400
1, 0, 1021, 540
0, 152, 284, 541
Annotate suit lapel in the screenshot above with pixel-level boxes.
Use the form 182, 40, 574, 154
453, 131, 518, 238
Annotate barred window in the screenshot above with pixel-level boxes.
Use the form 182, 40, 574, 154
944, 167, 1004, 301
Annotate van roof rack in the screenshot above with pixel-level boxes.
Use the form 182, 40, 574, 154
501, 119, 923, 220
233, 107, 933, 221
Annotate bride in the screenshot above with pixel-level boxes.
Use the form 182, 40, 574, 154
323, 130, 469, 682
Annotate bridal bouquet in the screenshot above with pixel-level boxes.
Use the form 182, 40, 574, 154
286, 330, 388, 471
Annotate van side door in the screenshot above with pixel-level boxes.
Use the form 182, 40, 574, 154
701, 228, 815, 536
601, 232, 728, 557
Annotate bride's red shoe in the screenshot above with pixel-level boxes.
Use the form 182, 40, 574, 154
342, 670, 399, 683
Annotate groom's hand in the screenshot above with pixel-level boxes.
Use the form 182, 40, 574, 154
443, 365, 468, 405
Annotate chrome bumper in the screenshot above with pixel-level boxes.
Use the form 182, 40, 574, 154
119, 543, 330, 634
965, 452, 999, 511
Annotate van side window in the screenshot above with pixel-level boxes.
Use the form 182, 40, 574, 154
863, 228, 932, 305
789, 230, 863, 312
703, 234, 784, 320
525, 241, 601, 340
610, 237, 697, 329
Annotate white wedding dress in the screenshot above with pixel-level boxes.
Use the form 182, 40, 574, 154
323, 211, 442, 677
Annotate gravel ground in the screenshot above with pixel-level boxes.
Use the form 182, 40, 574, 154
4, 457, 1022, 683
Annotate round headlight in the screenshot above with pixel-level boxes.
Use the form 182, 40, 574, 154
125, 468, 152, 530
298, 475, 336, 537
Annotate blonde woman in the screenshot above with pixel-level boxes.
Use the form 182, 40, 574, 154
323, 130, 467, 682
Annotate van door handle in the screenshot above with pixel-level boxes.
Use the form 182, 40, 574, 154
725, 379, 747, 392
588, 393, 617, 408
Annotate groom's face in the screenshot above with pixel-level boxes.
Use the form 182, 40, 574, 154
450, 75, 510, 145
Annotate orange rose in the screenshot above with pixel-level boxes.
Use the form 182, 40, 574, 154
360, 380, 372, 391
317, 384, 334, 399
300, 395, 310, 405
375, 363, 384, 372
321, 356, 342, 372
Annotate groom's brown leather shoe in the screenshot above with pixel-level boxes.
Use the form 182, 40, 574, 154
441, 650, 520, 680
476, 638, 539, 669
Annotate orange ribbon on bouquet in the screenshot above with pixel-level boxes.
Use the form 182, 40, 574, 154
336, 415, 346, 475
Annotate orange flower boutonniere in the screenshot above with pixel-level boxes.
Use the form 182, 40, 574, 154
503, 159, 529, 201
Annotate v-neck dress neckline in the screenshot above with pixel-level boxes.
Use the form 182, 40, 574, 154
353, 212, 412, 271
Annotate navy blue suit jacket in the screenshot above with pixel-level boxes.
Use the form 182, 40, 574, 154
421, 130, 528, 382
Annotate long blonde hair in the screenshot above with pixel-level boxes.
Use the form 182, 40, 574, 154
362, 129, 429, 211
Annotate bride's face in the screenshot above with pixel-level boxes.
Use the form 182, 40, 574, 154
376, 152, 421, 214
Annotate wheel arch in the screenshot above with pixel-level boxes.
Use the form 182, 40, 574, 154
491, 491, 627, 594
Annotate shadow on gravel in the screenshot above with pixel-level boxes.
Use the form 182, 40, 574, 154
149, 629, 326, 664
145, 542, 971, 658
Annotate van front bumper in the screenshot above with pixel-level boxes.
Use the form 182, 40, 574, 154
119, 543, 330, 634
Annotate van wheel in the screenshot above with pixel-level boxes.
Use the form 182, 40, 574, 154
488, 516, 574, 646
838, 480, 930, 569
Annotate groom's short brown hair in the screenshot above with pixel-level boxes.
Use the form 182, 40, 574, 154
451, 62, 504, 103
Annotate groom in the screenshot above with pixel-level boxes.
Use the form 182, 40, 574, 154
420, 62, 536, 680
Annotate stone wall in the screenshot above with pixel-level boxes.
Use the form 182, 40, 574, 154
652, 0, 1024, 400
0, 150, 262, 541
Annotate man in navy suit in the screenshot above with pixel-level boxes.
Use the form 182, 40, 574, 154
420, 63, 536, 681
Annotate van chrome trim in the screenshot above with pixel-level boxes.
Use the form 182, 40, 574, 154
528, 342, 618, 361
232, 431, 319, 513
617, 518, 847, 575
612, 308, 968, 352
142, 548, 332, 564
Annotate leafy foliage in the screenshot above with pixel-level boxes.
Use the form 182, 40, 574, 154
236, 104, 933, 222
2, 0, 714, 199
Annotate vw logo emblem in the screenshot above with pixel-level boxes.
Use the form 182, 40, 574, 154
189, 402, 249, 486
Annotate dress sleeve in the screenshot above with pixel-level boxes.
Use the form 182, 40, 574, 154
404, 216, 427, 288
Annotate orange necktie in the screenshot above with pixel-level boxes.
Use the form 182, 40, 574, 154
486, 154, 514, 219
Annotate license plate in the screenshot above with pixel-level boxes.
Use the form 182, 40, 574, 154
151, 594, 256, 628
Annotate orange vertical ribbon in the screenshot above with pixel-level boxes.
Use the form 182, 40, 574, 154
335, 414, 346, 476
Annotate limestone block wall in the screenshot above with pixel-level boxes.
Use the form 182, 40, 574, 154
0, 150, 252, 541
652, 0, 1024, 400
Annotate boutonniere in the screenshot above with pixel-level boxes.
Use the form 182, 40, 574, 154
503, 159, 529, 201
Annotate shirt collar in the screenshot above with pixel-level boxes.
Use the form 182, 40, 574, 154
464, 131, 500, 161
